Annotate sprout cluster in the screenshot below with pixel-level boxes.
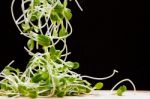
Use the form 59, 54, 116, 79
0, 0, 136, 98
0, 0, 95, 97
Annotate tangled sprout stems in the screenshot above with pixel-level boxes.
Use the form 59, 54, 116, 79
0, 0, 136, 98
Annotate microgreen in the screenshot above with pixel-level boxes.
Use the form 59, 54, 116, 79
116, 85, 127, 96
0, 0, 136, 98
27, 39, 34, 51
94, 82, 103, 90
0, 0, 93, 98
37, 34, 51, 46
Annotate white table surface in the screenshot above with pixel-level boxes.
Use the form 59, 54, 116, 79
0, 90, 150, 99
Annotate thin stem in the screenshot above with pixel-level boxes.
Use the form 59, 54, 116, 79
81, 69, 118, 80
75, 0, 83, 11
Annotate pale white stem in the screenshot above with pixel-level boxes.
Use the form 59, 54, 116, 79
11, 0, 25, 34
64, 40, 68, 61
81, 70, 118, 80
75, 0, 83, 11
7, 60, 15, 66
61, 52, 71, 57
24, 47, 35, 56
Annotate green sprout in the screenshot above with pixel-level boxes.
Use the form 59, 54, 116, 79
0, 0, 136, 98
116, 85, 127, 96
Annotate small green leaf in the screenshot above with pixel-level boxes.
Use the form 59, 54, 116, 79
50, 11, 59, 22
63, 0, 68, 7
54, 3, 64, 13
21, 23, 30, 32
59, 26, 68, 37
32, 73, 42, 83
73, 62, 79, 69
34, 0, 40, 5
50, 3, 65, 23
66, 61, 74, 68
55, 50, 61, 58
31, 12, 41, 21
64, 9, 72, 20
32, 71, 49, 83
116, 85, 127, 96
27, 39, 34, 51
41, 72, 49, 80
0, 83, 7, 90
50, 47, 56, 55
37, 34, 51, 46
53, 29, 58, 37
65, 61, 79, 70
29, 90, 38, 98
3, 69, 11, 75
18, 85, 28, 96
94, 82, 103, 90
50, 47, 61, 60
57, 91, 65, 97
47, 0, 52, 4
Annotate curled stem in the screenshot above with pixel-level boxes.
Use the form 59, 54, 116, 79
81, 69, 118, 80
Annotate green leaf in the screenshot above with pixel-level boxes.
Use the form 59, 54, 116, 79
73, 62, 79, 69
65, 61, 80, 70
31, 12, 41, 21
50, 47, 56, 55
116, 85, 127, 96
47, 0, 52, 4
3, 68, 11, 75
32, 71, 49, 83
0, 83, 7, 90
29, 90, 38, 98
21, 23, 30, 32
37, 34, 51, 46
57, 91, 65, 97
50, 3, 65, 23
27, 39, 34, 51
63, 0, 68, 7
68, 77, 76, 82
18, 85, 28, 96
53, 29, 58, 37
41, 72, 49, 80
94, 82, 103, 90
50, 47, 61, 60
54, 3, 64, 13
32, 73, 42, 83
64, 9, 72, 20
34, 0, 40, 5
59, 26, 68, 37
50, 11, 59, 22
66, 61, 74, 68
55, 50, 61, 58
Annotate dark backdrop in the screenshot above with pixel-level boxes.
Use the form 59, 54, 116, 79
0, 0, 150, 90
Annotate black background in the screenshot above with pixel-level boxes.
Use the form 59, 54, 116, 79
0, 0, 150, 90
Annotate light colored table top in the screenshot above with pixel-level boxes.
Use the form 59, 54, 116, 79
0, 90, 150, 99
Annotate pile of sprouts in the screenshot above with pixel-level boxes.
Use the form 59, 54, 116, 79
0, 0, 136, 98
